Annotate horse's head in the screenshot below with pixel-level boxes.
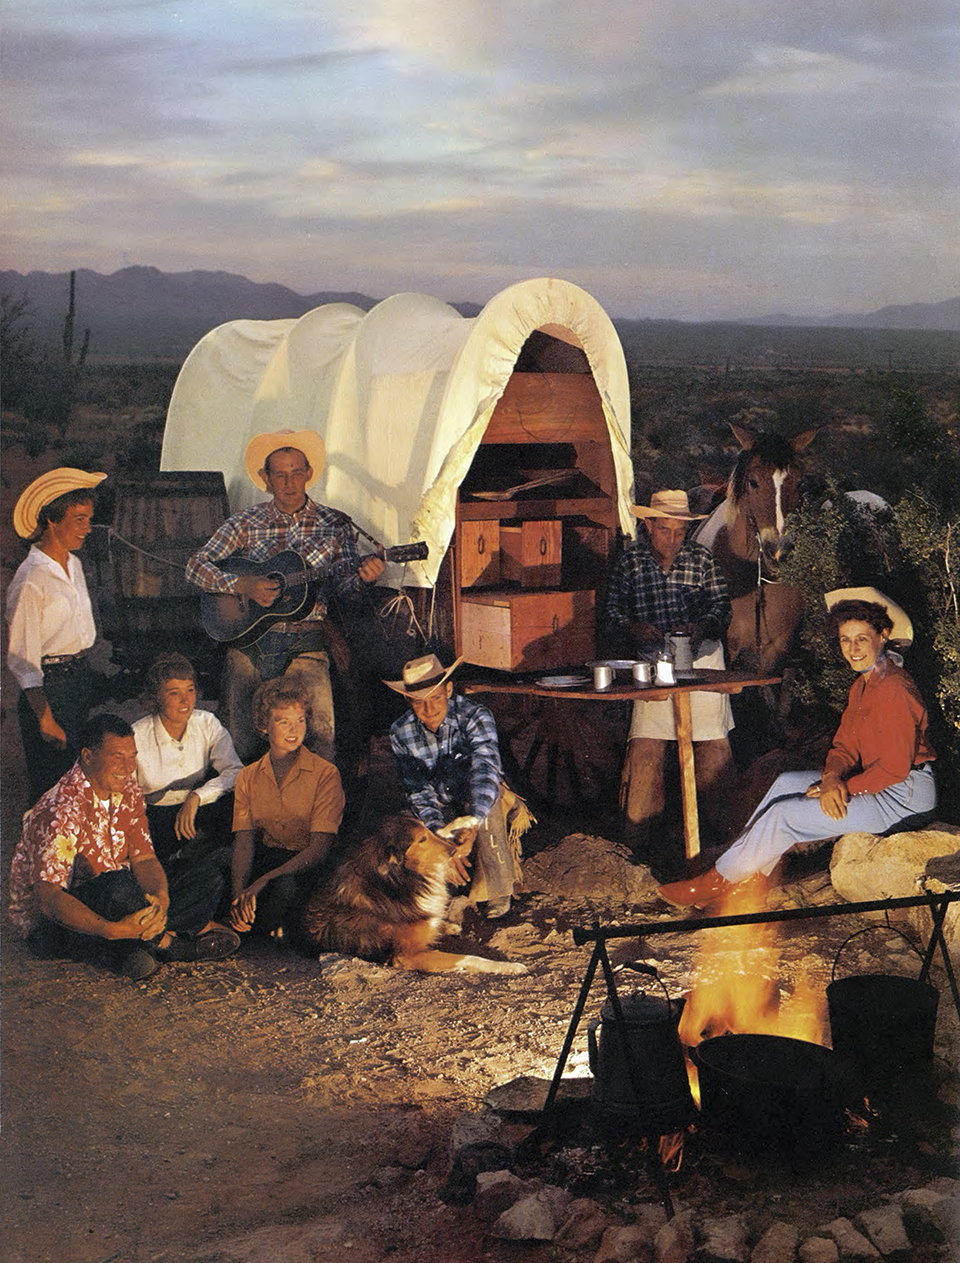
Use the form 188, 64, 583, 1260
726, 424, 817, 571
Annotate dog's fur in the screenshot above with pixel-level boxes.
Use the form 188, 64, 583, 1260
301, 815, 527, 975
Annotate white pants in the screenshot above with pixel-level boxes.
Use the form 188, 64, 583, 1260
628, 640, 734, 741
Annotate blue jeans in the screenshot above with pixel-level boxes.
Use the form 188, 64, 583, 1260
716, 765, 937, 883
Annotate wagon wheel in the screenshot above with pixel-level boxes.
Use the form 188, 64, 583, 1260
483, 693, 630, 809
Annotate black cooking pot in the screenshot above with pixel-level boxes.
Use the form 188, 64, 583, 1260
827, 926, 939, 1089
694, 1033, 846, 1156
587, 968, 696, 1136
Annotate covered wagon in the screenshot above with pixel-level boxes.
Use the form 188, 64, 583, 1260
161, 278, 636, 799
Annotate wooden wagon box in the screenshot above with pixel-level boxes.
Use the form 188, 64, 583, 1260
499, 519, 562, 588
460, 589, 595, 672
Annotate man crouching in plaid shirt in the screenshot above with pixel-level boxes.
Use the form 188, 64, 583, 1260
385, 654, 532, 920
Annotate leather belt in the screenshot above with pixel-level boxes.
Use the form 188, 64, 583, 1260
42, 651, 88, 666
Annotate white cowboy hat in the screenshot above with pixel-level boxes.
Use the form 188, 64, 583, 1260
384, 653, 465, 698
631, 489, 706, 522
243, 429, 326, 491
824, 587, 913, 646
13, 467, 107, 540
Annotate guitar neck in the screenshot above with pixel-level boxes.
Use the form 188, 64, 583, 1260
278, 544, 425, 593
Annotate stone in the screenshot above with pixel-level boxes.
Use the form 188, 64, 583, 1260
555, 1197, 612, 1250
854, 1205, 911, 1257
897, 1188, 954, 1244
799, 1239, 839, 1263
829, 829, 960, 966
750, 1220, 799, 1263
822, 1217, 880, 1259
471, 1169, 529, 1222
522, 834, 661, 905
595, 1223, 655, 1262
698, 1214, 749, 1261
492, 1184, 572, 1241
448, 1108, 503, 1154
654, 1208, 696, 1263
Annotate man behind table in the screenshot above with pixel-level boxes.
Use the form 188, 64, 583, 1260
185, 429, 384, 765
6, 467, 107, 804
604, 489, 735, 877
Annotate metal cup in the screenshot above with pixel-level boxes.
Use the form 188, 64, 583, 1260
593, 664, 614, 690
631, 661, 652, 686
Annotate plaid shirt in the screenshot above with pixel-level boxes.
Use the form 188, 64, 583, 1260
186, 499, 365, 621
389, 693, 502, 831
605, 533, 731, 646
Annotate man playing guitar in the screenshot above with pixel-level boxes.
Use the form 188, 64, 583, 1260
186, 429, 385, 764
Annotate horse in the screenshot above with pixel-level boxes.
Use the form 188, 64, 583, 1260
694, 424, 818, 675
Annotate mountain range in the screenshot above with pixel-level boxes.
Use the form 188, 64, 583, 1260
1, 266, 958, 363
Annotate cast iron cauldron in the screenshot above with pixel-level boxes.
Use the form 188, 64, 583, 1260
694, 1033, 846, 1156
587, 966, 696, 1136
827, 926, 939, 1090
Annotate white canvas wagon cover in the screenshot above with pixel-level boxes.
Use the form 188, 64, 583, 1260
161, 277, 634, 587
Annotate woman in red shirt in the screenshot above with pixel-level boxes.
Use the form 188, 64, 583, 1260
660, 594, 936, 908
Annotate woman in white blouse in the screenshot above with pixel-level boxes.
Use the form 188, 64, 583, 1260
133, 652, 243, 866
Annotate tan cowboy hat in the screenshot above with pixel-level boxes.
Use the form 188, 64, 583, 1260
243, 429, 326, 491
825, 587, 913, 646
13, 467, 107, 540
631, 489, 706, 521
384, 653, 465, 698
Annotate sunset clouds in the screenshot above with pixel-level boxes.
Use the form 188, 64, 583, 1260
2, 0, 956, 318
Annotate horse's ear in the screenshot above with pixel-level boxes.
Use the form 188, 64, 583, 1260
790, 428, 819, 453
729, 422, 756, 451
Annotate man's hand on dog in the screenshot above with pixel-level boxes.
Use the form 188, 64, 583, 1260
448, 824, 477, 885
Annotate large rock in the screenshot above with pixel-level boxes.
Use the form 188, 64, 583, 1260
829, 827, 960, 966
523, 834, 660, 905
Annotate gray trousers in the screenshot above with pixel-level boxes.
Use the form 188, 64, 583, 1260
221, 646, 335, 764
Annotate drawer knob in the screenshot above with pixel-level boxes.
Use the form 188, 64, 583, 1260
552, 614, 560, 634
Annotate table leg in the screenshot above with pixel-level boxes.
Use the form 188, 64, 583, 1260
672, 691, 700, 862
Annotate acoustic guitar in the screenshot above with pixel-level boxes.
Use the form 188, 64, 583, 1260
200, 543, 428, 648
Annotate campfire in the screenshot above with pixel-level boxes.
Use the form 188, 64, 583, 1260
676, 882, 829, 1108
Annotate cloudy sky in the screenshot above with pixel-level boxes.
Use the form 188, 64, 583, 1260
2, 0, 957, 320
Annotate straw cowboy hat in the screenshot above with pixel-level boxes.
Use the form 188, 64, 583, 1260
384, 653, 466, 698
825, 586, 913, 646
631, 489, 706, 521
13, 467, 107, 540
244, 429, 326, 491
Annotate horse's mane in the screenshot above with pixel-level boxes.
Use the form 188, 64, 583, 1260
729, 432, 800, 503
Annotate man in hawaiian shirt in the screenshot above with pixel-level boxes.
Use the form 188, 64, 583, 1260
186, 429, 385, 764
9, 714, 237, 981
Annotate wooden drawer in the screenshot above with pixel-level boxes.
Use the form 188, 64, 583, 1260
459, 519, 500, 587
460, 589, 595, 672
500, 519, 561, 588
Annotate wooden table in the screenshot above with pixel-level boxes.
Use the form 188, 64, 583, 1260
463, 669, 781, 861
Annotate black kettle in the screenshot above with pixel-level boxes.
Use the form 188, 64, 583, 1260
587, 965, 696, 1135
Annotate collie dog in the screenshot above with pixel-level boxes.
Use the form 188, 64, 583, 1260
301, 815, 527, 975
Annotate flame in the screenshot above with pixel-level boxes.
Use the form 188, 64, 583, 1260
658, 1130, 685, 1172
677, 879, 828, 1059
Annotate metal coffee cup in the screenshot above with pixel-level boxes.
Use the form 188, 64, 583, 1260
593, 664, 614, 690
668, 632, 694, 673
631, 661, 652, 686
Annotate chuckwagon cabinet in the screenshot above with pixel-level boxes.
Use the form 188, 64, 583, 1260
448, 367, 621, 674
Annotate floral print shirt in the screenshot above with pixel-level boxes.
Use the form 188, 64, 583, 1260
9, 761, 155, 937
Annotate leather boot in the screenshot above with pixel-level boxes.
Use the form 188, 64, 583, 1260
658, 866, 732, 909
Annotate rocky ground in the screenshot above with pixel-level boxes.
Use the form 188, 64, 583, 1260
3, 781, 958, 1262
